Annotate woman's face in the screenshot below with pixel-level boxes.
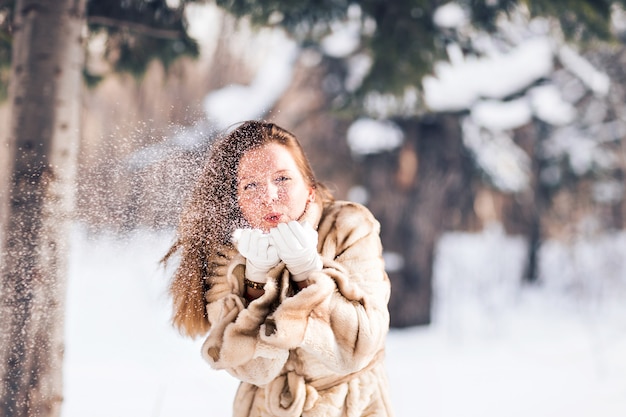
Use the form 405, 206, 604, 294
237, 143, 313, 231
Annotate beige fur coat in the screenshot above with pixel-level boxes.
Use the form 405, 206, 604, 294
201, 200, 393, 417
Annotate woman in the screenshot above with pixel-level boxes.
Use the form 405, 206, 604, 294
164, 120, 393, 417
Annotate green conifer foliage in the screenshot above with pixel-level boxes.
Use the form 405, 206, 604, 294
87, 0, 200, 77
215, 0, 626, 97
0, 0, 202, 96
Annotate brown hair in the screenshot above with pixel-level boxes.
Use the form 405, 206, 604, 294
163, 120, 333, 337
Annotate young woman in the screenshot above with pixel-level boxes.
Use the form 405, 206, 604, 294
164, 120, 393, 416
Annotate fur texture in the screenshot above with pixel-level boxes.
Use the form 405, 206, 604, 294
201, 201, 393, 416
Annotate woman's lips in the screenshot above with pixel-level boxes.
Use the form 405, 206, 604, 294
263, 213, 282, 224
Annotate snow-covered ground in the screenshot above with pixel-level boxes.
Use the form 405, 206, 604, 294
63, 224, 626, 417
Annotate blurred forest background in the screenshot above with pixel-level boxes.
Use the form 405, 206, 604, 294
1, 1, 626, 415
2, 0, 626, 326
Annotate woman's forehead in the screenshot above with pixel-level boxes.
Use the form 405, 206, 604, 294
238, 143, 299, 177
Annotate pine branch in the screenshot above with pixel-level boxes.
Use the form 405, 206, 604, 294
88, 15, 183, 40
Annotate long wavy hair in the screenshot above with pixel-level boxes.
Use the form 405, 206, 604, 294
163, 120, 334, 337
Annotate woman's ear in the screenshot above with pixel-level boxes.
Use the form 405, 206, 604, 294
308, 188, 315, 202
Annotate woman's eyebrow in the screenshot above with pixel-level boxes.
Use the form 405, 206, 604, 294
237, 174, 255, 182
238, 169, 292, 182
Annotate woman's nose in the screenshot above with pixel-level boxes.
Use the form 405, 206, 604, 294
262, 182, 278, 202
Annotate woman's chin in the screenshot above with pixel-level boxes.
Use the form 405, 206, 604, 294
257, 220, 280, 232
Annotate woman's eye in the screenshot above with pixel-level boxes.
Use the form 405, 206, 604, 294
243, 182, 257, 191
275, 176, 290, 183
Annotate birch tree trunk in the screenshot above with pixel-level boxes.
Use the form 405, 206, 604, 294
0, 1, 86, 416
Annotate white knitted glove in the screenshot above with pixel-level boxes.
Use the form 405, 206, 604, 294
234, 228, 280, 284
269, 221, 322, 282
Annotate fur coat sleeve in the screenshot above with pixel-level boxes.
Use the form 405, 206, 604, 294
200, 247, 290, 386
260, 201, 391, 374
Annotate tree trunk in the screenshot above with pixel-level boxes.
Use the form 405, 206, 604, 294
0, 1, 86, 416
362, 115, 476, 327
510, 121, 549, 283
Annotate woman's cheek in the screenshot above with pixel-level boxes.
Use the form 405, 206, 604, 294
239, 201, 259, 227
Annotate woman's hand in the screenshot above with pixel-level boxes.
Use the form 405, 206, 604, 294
269, 221, 322, 282
234, 228, 280, 284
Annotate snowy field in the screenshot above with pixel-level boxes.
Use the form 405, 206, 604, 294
63, 224, 626, 417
